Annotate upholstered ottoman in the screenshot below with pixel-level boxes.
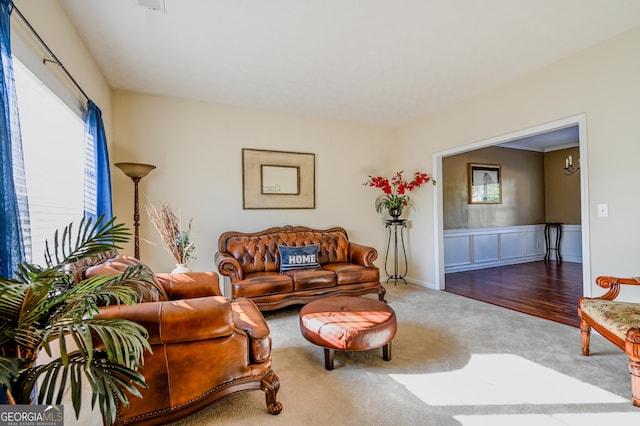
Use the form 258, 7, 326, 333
299, 295, 397, 370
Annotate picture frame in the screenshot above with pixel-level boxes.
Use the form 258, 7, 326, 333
261, 165, 300, 195
468, 163, 502, 204
242, 149, 315, 209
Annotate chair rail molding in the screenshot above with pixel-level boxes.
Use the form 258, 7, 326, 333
444, 224, 582, 273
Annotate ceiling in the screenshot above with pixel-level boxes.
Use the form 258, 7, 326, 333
498, 125, 579, 152
58, 0, 640, 128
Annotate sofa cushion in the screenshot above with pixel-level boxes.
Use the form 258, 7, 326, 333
322, 263, 380, 285
278, 244, 320, 273
233, 272, 294, 298
283, 268, 336, 291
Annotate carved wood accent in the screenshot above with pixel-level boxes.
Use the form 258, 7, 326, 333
261, 370, 283, 415
579, 320, 591, 356
578, 275, 640, 407
117, 369, 281, 425
594, 276, 640, 300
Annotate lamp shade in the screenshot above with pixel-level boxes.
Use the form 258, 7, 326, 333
115, 162, 156, 178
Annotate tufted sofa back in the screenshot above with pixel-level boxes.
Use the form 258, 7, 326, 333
218, 226, 351, 275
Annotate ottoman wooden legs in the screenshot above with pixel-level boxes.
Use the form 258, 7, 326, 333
382, 342, 392, 362
323, 342, 393, 370
324, 348, 334, 370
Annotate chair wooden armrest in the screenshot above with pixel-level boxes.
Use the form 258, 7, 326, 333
590, 276, 640, 301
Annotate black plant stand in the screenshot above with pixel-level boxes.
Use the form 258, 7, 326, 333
384, 219, 408, 285
544, 222, 563, 263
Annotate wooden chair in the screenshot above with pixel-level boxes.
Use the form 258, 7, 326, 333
578, 276, 640, 407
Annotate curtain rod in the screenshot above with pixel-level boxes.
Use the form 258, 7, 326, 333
11, 4, 90, 102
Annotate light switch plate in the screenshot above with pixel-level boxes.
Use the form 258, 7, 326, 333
597, 204, 609, 217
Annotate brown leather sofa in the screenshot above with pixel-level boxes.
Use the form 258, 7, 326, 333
76, 254, 282, 425
215, 225, 386, 311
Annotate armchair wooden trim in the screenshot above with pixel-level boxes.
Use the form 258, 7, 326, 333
578, 275, 640, 407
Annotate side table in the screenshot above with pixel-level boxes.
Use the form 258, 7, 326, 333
384, 219, 408, 285
544, 222, 562, 263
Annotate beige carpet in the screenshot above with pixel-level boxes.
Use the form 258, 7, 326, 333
168, 284, 640, 426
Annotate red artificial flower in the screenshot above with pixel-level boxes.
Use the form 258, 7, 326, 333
363, 170, 435, 216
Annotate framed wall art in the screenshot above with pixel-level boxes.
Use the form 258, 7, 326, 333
242, 149, 315, 209
468, 163, 502, 204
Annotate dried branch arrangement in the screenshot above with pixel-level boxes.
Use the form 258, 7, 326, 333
146, 202, 195, 264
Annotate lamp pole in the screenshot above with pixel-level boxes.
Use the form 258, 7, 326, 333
114, 162, 156, 259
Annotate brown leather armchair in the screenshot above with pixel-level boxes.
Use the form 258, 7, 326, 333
82, 255, 282, 425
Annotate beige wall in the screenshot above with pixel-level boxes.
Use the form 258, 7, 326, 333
545, 147, 581, 224
443, 146, 545, 229
111, 92, 397, 273
400, 26, 640, 300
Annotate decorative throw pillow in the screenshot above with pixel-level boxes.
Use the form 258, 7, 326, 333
278, 244, 321, 273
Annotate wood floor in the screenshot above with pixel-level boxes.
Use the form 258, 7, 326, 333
444, 261, 583, 327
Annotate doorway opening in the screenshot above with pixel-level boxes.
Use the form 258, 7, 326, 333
432, 115, 591, 308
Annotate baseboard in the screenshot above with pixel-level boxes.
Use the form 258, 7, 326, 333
403, 277, 439, 290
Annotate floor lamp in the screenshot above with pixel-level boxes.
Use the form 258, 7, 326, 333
115, 162, 156, 259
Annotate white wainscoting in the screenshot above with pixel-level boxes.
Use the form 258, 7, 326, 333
444, 224, 582, 273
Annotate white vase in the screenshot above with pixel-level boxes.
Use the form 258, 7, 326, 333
171, 263, 191, 274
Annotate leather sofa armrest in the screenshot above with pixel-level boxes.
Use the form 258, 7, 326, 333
156, 271, 222, 299
215, 252, 244, 282
95, 296, 233, 345
348, 242, 378, 267
232, 297, 271, 363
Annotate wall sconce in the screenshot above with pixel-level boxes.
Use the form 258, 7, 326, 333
563, 155, 580, 176
115, 162, 156, 259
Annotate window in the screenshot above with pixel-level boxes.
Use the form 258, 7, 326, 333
13, 58, 85, 265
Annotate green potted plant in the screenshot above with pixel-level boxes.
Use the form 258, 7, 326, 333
0, 216, 157, 425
